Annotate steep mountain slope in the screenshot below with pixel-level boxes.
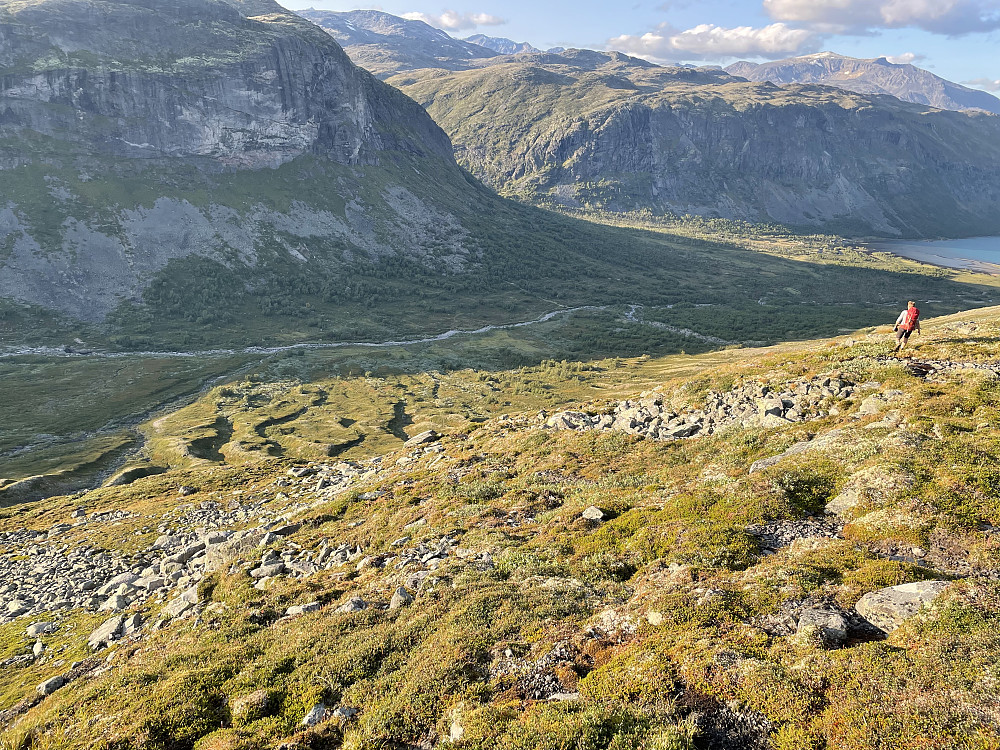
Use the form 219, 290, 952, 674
0, 0, 716, 352
3, 308, 1000, 748
295, 8, 498, 77
390, 52, 1000, 237
728, 53, 1000, 115
0, 0, 467, 337
464, 33, 541, 55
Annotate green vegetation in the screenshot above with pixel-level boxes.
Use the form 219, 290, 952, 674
3, 307, 1000, 749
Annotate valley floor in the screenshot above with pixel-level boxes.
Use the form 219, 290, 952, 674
2, 308, 1000, 749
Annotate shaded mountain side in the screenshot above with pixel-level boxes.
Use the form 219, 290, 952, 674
728, 53, 1000, 116
390, 56, 1000, 238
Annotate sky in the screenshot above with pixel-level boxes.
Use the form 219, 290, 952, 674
278, 0, 1000, 91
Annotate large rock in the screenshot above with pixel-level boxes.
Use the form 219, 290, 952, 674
404, 429, 441, 447
827, 466, 916, 517
26, 621, 56, 637
389, 587, 413, 610
855, 580, 951, 633
796, 606, 848, 648
88, 616, 124, 650
285, 602, 321, 616
337, 596, 367, 614
37, 675, 66, 696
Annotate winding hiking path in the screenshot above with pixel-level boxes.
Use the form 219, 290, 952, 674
0, 306, 611, 360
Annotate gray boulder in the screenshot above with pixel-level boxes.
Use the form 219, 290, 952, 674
337, 596, 367, 614
389, 587, 413, 610
581, 506, 605, 522
796, 606, 848, 648
404, 429, 441, 447
26, 621, 56, 637
855, 580, 951, 633
37, 675, 66, 696
826, 466, 916, 517
285, 602, 321, 616
88, 615, 124, 650
302, 703, 328, 727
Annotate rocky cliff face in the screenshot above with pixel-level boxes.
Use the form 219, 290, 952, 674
392, 55, 1000, 237
727, 53, 1000, 116
0, 0, 475, 328
0, 0, 451, 166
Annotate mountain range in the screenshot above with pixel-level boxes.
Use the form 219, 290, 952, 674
295, 9, 499, 77
727, 52, 1000, 116
291, 10, 1000, 237
390, 52, 1000, 237
464, 33, 542, 55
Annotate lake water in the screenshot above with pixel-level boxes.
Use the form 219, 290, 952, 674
872, 236, 1000, 272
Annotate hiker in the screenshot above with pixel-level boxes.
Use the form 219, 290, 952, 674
892, 300, 920, 353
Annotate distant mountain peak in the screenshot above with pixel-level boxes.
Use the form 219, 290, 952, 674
463, 34, 540, 56
726, 52, 1000, 115
296, 8, 497, 78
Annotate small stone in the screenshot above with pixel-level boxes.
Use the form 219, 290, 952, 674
581, 506, 605, 522
26, 621, 56, 637
37, 675, 66, 696
33, 641, 45, 657
302, 703, 328, 727
389, 587, 413, 610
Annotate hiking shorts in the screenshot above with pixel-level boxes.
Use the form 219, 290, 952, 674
895, 327, 913, 342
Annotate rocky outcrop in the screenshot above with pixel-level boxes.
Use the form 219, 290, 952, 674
543, 374, 855, 442
0, 0, 476, 325
0, 0, 450, 167
855, 580, 951, 633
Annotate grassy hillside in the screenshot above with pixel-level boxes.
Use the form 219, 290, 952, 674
2, 307, 1000, 749
5, 216, 1000, 499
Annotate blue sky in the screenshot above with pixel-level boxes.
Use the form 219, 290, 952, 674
280, 0, 1000, 91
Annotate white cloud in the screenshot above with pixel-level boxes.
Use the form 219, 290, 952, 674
764, 0, 1000, 35
884, 51, 927, 64
609, 22, 818, 62
964, 77, 1000, 90
402, 9, 504, 31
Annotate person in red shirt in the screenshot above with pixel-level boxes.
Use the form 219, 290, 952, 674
892, 300, 920, 353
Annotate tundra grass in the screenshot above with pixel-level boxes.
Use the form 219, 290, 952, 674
4, 308, 1000, 748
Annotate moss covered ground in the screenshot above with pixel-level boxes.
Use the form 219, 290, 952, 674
3, 307, 1000, 749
